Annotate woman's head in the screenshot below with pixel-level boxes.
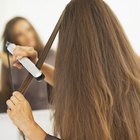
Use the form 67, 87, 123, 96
53, 0, 140, 140
2, 17, 43, 52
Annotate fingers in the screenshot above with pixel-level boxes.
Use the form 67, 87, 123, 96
12, 45, 37, 69
13, 46, 38, 63
13, 47, 28, 60
11, 45, 39, 72
6, 91, 25, 110
10, 95, 20, 105
6, 99, 15, 110
13, 91, 25, 101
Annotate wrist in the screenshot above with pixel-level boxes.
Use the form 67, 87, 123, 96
25, 121, 46, 140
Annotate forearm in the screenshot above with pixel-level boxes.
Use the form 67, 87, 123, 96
26, 122, 47, 140
27, 122, 60, 140
41, 63, 54, 86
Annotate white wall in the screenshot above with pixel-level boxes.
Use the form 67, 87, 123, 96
107, 0, 140, 55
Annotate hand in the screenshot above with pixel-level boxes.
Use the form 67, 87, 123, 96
12, 46, 38, 69
6, 91, 36, 137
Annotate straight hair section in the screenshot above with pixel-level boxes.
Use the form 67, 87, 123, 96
53, 0, 140, 140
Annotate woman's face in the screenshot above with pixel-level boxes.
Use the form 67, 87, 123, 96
13, 20, 37, 47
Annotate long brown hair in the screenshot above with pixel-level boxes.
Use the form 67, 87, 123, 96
0, 17, 44, 112
53, 0, 140, 140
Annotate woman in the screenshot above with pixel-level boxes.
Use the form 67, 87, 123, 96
0, 17, 55, 112
6, 0, 140, 140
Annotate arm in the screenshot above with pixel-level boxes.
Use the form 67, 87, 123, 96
26, 123, 60, 140
27, 124, 60, 140
41, 63, 54, 86
25, 122, 46, 140
26, 125, 60, 140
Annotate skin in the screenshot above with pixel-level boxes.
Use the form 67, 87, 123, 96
6, 46, 54, 140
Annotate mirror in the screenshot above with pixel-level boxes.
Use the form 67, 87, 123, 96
0, 0, 70, 113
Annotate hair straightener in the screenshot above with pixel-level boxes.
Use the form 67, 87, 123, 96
6, 42, 45, 81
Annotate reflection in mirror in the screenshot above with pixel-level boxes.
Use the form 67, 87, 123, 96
0, 16, 57, 113
0, 0, 69, 114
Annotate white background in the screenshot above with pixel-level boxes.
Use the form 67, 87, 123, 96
0, 0, 140, 139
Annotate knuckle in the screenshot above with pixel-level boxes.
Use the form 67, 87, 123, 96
6, 99, 10, 104
6, 100, 9, 104
13, 91, 19, 96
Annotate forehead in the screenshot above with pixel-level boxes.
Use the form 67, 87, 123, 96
13, 20, 31, 33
